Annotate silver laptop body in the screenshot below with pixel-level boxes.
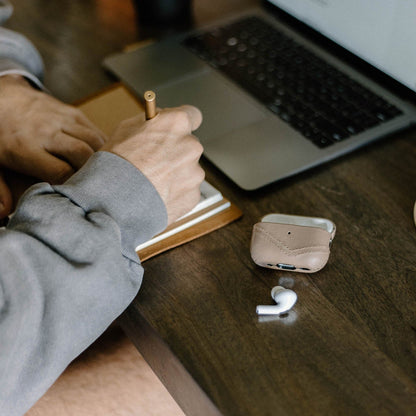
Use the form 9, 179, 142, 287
104, 1, 416, 190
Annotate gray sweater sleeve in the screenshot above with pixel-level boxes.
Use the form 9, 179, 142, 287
0, 151, 167, 416
0, 0, 44, 88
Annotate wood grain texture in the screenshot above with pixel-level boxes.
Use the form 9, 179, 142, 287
125, 132, 416, 416
6, 0, 416, 415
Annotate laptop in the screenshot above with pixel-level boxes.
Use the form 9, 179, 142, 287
103, 0, 416, 190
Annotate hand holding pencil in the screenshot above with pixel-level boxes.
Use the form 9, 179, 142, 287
103, 89, 205, 224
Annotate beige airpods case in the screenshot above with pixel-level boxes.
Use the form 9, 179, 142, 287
250, 213, 336, 273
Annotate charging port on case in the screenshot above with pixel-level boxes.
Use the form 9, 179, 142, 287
277, 263, 296, 270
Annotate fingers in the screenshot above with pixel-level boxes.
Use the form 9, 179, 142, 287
33, 154, 75, 183
177, 105, 203, 131
165, 160, 205, 225
1, 139, 82, 184
71, 111, 109, 144
15, 151, 75, 184
44, 102, 107, 149
183, 134, 204, 163
59, 106, 107, 149
0, 170, 13, 219
62, 124, 106, 151
160, 105, 203, 133
0, 80, 109, 189
45, 131, 95, 170
54, 101, 108, 138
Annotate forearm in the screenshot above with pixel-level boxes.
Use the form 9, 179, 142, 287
0, 151, 167, 416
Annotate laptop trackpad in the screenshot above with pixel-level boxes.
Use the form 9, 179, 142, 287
104, 41, 266, 140
154, 72, 267, 140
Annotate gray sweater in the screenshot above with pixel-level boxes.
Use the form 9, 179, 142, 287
0, 152, 167, 415
0, 5, 168, 414
0, 0, 44, 88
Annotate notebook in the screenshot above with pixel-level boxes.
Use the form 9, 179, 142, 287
103, 0, 416, 190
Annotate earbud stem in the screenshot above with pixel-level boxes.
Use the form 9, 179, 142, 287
256, 305, 287, 315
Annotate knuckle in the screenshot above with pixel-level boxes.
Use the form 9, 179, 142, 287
173, 109, 192, 130
188, 139, 204, 160
69, 106, 84, 119
84, 130, 105, 149
71, 140, 93, 158
196, 166, 205, 182
193, 139, 204, 155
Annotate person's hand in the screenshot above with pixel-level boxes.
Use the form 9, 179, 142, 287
0, 75, 107, 180
0, 74, 107, 218
102, 105, 205, 225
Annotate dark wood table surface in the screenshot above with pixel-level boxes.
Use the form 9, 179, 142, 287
7, 1, 416, 415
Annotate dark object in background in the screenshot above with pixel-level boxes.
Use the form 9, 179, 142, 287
133, 0, 192, 25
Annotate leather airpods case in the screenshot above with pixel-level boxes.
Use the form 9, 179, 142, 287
250, 213, 336, 273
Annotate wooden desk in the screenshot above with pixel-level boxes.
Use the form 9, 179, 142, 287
7, 1, 416, 415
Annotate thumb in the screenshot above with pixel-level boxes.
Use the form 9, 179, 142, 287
0, 170, 13, 219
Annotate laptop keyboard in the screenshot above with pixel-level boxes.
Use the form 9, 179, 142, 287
183, 16, 403, 148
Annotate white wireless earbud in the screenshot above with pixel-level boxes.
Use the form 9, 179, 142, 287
256, 286, 297, 315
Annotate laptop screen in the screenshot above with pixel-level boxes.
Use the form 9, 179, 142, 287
268, 0, 416, 93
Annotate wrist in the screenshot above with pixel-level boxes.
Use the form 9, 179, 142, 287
0, 73, 31, 90
0, 74, 33, 142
